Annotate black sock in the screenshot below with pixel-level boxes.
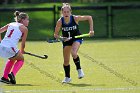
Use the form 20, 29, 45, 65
63, 65, 70, 78
73, 56, 81, 70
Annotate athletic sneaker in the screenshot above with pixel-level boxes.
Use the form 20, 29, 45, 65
62, 77, 71, 83
8, 72, 16, 84
77, 69, 84, 79
0, 77, 11, 84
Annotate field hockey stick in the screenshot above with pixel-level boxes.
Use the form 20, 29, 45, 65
74, 33, 90, 38
59, 33, 91, 42
24, 51, 48, 59
59, 36, 72, 42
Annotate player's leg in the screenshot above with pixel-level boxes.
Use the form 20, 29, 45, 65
8, 51, 24, 84
0, 60, 15, 84
71, 40, 84, 79
0, 46, 16, 84
10, 51, 24, 76
62, 46, 72, 83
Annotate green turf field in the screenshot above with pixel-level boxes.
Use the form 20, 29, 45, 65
0, 39, 140, 93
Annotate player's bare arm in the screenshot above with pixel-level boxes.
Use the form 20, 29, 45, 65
0, 24, 9, 41
20, 25, 28, 54
74, 16, 94, 36
0, 34, 1, 41
0, 24, 9, 33
54, 18, 62, 39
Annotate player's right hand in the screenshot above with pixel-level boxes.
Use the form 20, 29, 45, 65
54, 34, 60, 39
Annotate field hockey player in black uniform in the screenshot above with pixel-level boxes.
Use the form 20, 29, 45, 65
54, 3, 94, 83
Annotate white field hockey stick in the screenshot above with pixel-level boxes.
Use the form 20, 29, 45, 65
24, 51, 48, 59
59, 33, 91, 42
59, 32, 72, 42
59, 36, 72, 42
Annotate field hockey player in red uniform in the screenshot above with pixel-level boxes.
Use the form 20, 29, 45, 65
0, 11, 29, 84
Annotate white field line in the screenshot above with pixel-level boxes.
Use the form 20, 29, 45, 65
4, 87, 140, 93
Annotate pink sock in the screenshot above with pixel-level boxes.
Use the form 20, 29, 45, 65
3, 60, 15, 79
12, 60, 24, 76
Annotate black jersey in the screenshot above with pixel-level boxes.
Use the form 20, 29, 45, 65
61, 15, 82, 46
61, 15, 81, 38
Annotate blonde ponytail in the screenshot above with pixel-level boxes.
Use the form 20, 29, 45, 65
14, 11, 28, 22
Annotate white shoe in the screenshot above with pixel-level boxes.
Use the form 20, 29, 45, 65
62, 77, 71, 83
77, 69, 84, 79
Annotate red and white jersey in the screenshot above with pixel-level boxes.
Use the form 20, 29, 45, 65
1, 22, 23, 48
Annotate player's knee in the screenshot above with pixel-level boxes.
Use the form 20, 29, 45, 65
71, 50, 78, 58
15, 52, 24, 61
18, 55, 24, 61
71, 52, 77, 59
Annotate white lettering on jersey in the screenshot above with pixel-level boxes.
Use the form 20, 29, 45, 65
62, 25, 77, 31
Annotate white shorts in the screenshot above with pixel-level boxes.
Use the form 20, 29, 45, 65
0, 44, 19, 58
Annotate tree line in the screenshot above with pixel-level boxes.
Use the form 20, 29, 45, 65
0, 0, 140, 5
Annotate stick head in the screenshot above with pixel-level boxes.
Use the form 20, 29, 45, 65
44, 55, 48, 58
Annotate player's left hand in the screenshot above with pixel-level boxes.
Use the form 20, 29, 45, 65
89, 31, 94, 36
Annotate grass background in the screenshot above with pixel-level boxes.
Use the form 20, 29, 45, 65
0, 39, 140, 93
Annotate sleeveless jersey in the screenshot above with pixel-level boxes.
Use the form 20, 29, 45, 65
61, 15, 81, 38
1, 22, 23, 48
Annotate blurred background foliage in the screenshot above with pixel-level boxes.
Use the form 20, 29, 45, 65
0, 0, 140, 5
0, 0, 140, 41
